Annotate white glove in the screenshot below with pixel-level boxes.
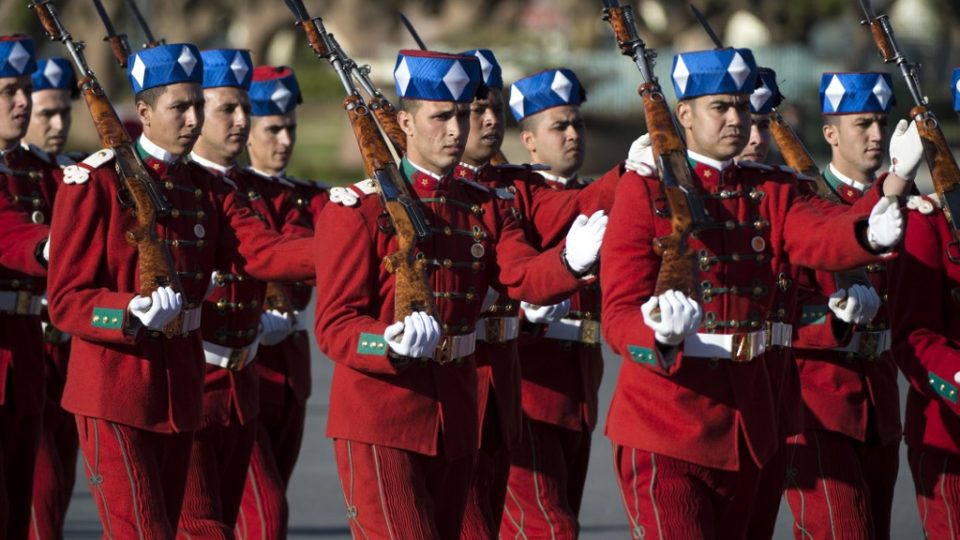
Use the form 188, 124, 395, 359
128, 286, 182, 331
625, 133, 656, 176
259, 309, 293, 346
383, 311, 442, 359
42, 236, 50, 262
205, 271, 221, 300
888, 119, 923, 181
521, 299, 571, 324
954, 371, 960, 385
867, 196, 903, 250
640, 290, 703, 346
827, 284, 880, 325
564, 210, 607, 274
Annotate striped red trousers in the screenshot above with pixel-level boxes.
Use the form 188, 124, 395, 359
908, 446, 960, 540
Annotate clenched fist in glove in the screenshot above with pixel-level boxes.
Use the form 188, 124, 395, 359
383, 311, 442, 359
259, 309, 293, 346
564, 210, 607, 275
625, 133, 656, 176
641, 290, 703, 346
828, 283, 881, 325
522, 299, 571, 324
128, 286, 182, 331
867, 196, 903, 250
888, 119, 923, 181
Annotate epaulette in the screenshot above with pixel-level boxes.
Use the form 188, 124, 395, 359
329, 178, 378, 207
906, 194, 941, 215
461, 178, 515, 200
62, 148, 115, 185
737, 160, 775, 172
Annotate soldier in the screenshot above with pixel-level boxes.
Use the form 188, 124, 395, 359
237, 65, 321, 539
46, 43, 314, 537
781, 71, 923, 539
454, 51, 618, 539
600, 47, 905, 537
24, 56, 80, 540
314, 49, 606, 538
499, 68, 604, 539
0, 35, 61, 540
887, 68, 960, 539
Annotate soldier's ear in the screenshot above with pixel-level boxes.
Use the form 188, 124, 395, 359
822, 123, 839, 147
398, 109, 415, 138
520, 129, 536, 153
136, 100, 152, 128
676, 101, 694, 130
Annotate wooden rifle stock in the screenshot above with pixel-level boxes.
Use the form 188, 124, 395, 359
913, 106, 960, 242
369, 99, 407, 155
105, 36, 131, 67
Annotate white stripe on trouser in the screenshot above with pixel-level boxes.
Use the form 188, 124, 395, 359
941, 455, 957, 540
611, 445, 643, 539
812, 431, 838, 540
111, 422, 146, 540
648, 452, 664, 539
504, 485, 529, 540
786, 435, 813, 540
527, 419, 557, 540
917, 451, 930, 536
337, 441, 370, 540
371, 445, 397, 540
81, 420, 116, 540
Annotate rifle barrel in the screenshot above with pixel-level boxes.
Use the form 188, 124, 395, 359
125, 0, 158, 45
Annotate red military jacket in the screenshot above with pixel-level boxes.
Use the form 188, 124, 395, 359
245, 168, 322, 407
602, 154, 887, 471
889, 195, 960, 455
47, 138, 314, 433
0, 143, 58, 412
791, 166, 901, 446
314, 158, 588, 459
462, 161, 619, 445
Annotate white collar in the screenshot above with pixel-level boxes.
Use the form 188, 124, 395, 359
687, 149, 733, 171
189, 152, 234, 175
0, 141, 21, 159
139, 134, 180, 163
539, 170, 576, 186
458, 161, 485, 173
407, 158, 444, 180
828, 163, 871, 192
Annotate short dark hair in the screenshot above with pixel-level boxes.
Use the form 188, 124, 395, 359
135, 85, 168, 108
399, 98, 420, 113
518, 114, 542, 133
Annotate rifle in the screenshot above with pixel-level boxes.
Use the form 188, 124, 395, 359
398, 12, 510, 166
857, 0, 960, 243
125, 0, 165, 49
91, 0, 132, 67
601, 0, 706, 299
281, 0, 436, 320
30, 0, 184, 335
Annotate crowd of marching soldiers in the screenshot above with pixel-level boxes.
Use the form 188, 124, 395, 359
1, 6, 960, 540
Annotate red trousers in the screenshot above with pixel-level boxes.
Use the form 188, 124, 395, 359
460, 396, 511, 540
30, 341, 77, 540
333, 439, 474, 540
611, 442, 762, 540
0, 400, 41, 539
235, 395, 305, 539
783, 429, 899, 540
76, 415, 193, 539
177, 412, 257, 538
500, 417, 591, 539
745, 445, 787, 540
908, 447, 960, 540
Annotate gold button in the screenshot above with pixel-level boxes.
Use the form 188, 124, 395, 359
443, 227, 452, 235
195, 189, 203, 198
439, 196, 447, 204
197, 211, 206, 220
171, 209, 180, 218
198, 240, 206, 248
170, 240, 180, 247
165, 181, 174, 190
111, 317, 119, 324
92, 315, 100, 323
443, 259, 453, 268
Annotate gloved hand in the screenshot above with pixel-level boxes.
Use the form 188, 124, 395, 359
128, 286, 182, 331
867, 196, 903, 250
42, 236, 50, 263
522, 299, 571, 324
827, 284, 880, 325
888, 119, 923, 181
954, 371, 960, 386
205, 271, 221, 300
259, 309, 293, 346
383, 311, 442, 359
564, 210, 607, 274
641, 290, 703, 346
625, 133, 656, 176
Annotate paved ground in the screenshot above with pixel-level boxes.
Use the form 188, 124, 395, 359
64, 313, 923, 538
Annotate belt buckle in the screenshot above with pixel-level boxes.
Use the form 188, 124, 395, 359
484, 319, 505, 344
225, 347, 250, 371
579, 319, 600, 345
15, 291, 32, 315
731, 331, 762, 363
857, 331, 882, 360
163, 312, 184, 339
433, 337, 454, 365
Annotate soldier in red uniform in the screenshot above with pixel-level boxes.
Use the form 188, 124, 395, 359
236, 65, 320, 540
887, 68, 960, 539
23, 55, 80, 540
453, 51, 619, 540
600, 47, 905, 538
46, 43, 314, 538
0, 35, 63, 540
498, 67, 606, 539
782, 72, 923, 540
314, 49, 606, 539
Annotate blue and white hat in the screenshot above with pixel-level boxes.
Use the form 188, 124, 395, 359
509, 69, 586, 122
249, 65, 301, 116
461, 49, 502, 90
951, 67, 959, 112
393, 49, 483, 104
0, 35, 37, 79
819, 72, 895, 115
671, 48, 758, 101
32, 57, 78, 97
200, 49, 253, 90
127, 43, 203, 95
750, 67, 783, 115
